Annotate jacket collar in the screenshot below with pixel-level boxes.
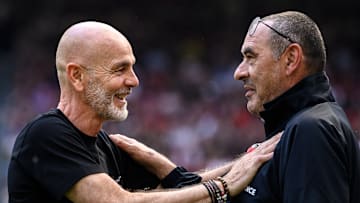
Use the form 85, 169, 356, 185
260, 72, 335, 138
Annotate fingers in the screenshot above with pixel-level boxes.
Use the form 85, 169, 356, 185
223, 133, 282, 196
109, 134, 141, 154
257, 152, 274, 163
109, 135, 176, 179
109, 134, 134, 145
251, 132, 282, 154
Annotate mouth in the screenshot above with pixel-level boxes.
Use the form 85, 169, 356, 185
114, 93, 126, 101
114, 90, 131, 107
243, 85, 255, 99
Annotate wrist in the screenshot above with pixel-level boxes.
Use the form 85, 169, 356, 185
161, 166, 202, 188
202, 178, 230, 203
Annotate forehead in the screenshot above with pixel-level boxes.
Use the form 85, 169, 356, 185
98, 34, 136, 67
241, 23, 271, 53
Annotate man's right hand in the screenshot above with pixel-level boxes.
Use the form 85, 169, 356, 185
109, 134, 176, 179
223, 132, 282, 196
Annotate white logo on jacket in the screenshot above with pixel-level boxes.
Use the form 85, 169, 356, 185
244, 185, 257, 196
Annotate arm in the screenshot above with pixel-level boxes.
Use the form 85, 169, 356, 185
109, 134, 232, 181
190, 131, 282, 181
196, 161, 233, 181
67, 133, 280, 202
109, 134, 176, 180
109, 132, 281, 182
66, 173, 211, 203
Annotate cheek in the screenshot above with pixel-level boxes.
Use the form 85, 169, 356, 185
257, 71, 281, 103
104, 77, 122, 91
250, 67, 276, 101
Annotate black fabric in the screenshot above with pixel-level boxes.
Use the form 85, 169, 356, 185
161, 166, 202, 188
8, 109, 160, 203
232, 72, 360, 203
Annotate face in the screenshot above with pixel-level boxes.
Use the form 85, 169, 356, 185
233, 23, 286, 116
84, 73, 130, 121
83, 36, 139, 121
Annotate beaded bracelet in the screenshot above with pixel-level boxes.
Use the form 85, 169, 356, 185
217, 177, 230, 203
202, 179, 229, 203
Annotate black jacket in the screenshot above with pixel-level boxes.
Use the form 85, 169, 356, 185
233, 72, 360, 203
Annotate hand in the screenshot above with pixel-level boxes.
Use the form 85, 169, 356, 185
109, 134, 176, 179
223, 132, 282, 196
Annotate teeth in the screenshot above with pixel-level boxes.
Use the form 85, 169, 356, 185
115, 94, 123, 99
115, 90, 130, 100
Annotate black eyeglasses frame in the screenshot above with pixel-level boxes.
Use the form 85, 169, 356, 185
248, 17, 295, 44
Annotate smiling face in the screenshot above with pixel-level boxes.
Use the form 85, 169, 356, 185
233, 22, 288, 117
84, 65, 134, 121
82, 31, 139, 121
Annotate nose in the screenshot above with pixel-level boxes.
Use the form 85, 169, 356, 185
125, 68, 139, 87
233, 62, 249, 81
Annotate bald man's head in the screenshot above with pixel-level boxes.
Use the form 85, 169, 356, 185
55, 21, 133, 86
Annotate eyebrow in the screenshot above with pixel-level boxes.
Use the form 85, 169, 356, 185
242, 46, 256, 56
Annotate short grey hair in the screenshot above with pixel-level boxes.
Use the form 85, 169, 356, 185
263, 11, 326, 73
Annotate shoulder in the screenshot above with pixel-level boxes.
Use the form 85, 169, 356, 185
13, 109, 81, 154
286, 102, 348, 135
282, 102, 352, 152
28, 109, 73, 135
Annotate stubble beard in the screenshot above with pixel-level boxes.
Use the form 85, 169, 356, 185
247, 97, 263, 118
85, 78, 129, 121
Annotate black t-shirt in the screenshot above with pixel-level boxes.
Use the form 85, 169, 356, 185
8, 109, 160, 203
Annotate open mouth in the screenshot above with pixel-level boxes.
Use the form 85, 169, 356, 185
115, 93, 126, 100
114, 93, 128, 107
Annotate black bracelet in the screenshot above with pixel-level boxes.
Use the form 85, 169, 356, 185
203, 179, 229, 203
202, 181, 216, 203
209, 180, 221, 203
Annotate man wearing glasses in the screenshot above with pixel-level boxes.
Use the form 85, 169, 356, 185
232, 11, 360, 203
8, 20, 281, 203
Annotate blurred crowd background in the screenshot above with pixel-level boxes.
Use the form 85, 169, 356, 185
0, 0, 359, 202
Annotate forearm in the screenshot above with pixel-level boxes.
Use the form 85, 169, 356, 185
141, 149, 177, 179
131, 184, 211, 203
67, 173, 213, 203
197, 161, 233, 181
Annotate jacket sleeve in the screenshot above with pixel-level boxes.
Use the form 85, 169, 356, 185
280, 117, 350, 203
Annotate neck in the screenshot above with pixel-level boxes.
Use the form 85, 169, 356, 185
57, 96, 103, 137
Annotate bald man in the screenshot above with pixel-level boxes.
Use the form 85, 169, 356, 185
8, 21, 280, 203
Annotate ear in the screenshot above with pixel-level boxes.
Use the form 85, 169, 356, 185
66, 63, 86, 91
283, 43, 303, 76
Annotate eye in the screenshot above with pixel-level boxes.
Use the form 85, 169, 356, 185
242, 47, 257, 61
112, 66, 126, 74
245, 52, 255, 59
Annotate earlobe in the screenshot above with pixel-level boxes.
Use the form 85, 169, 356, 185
66, 63, 85, 91
285, 44, 302, 76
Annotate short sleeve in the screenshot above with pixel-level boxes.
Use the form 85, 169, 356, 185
15, 116, 104, 200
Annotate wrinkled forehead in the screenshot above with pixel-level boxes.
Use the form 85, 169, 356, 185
91, 38, 136, 71
241, 23, 272, 52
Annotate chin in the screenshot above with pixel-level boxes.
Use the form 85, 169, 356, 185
104, 105, 129, 121
114, 109, 128, 121
247, 103, 261, 116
